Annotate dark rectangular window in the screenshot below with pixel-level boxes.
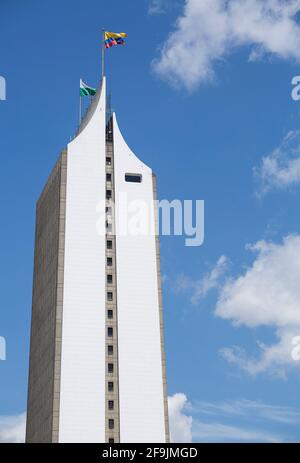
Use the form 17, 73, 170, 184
108, 400, 114, 410
108, 438, 114, 443
108, 419, 114, 430
106, 190, 112, 199
107, 309, 113, 319
108, 382, 114, 392
106, 173, 112, 182
107, 274, 113, 284
107, 292, 113, 301
108, 363, 114, 373
125, 173, 142, 183
108, 345, 113, 355
107, 327, 113, 337
107, 257, 113, 266
107, 240, 112, 250
106, 157, 111, 166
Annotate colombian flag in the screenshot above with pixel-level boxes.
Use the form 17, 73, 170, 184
105, 32, 128, 49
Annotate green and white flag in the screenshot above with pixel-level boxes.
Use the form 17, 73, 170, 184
80, 79, 96, 96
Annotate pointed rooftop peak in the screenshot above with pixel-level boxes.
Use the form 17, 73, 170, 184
74, 77, 106, 139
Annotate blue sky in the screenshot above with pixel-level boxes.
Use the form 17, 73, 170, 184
1, 0, 300, 443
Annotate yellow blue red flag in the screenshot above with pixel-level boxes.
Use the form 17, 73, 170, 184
104, 32, 128, 49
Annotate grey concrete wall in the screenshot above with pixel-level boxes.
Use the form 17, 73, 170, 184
26, 151, 67, 443
152, 173, 170, 443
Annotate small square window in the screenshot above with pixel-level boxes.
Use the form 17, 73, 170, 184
106, 190, 112, 200
108, 327, 113, 337
107, 274, 113, 284
108, 400, 114, 410
106, 157, 111, 166
106, 173, 112, 182
108, 345, 113, 355
108, 419, 114, 430
107, 309, 113, 319
108, 438, 114, 444
107, 257, 113, 266
107, 240, 112, 250
107, 292, 113, 301
106, 206, 112, 214
108, 382, 114, 392
108, 363, 114, 373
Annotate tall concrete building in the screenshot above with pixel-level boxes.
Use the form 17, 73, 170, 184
26, 78, 169, 443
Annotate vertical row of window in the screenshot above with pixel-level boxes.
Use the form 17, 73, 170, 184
105, 152, 117, 444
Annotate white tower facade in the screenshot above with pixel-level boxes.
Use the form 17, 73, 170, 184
26, 78, 169, 443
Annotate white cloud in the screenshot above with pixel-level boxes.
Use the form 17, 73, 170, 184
216, 235, 300, 376
216, 236, 300, 328
255, 130, 300, 196
153, 0, 300, 90
168, 393, 193, 443
177, 255, 229, 304
0, 413, 26, 443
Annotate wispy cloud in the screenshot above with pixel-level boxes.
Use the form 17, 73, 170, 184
193, 399, 300, 425
0, 413, 26, 443
153, 0, 300, 90
148, 0, 166, 15
177, 256, 229, 304
148, 0, 179, 15
192, 420, 280, 443
169, 394, 298, 443
254, 130, 300, 196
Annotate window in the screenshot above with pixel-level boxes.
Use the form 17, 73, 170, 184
106, 173, 112, 182
107, 327, 113, 337
106, 190, 112, 200
108, 400, 114, 410
108, 419, 114, 430
108, 438, 114, 443
106, 222, 112, 232
107, 274, 113, 284
108, 382, 114, 392
106, 207, 112, 214
108, 345, 113, 355
108, 363, 114, 373
125, 173, 142, 183
106, 157, 111, 166
107, 257, 113, 266
107, 240, 112, 250
107, 292, 113, 301
107, 309, 113, 319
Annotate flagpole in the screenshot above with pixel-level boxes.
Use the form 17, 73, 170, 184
102, 29, 105, 79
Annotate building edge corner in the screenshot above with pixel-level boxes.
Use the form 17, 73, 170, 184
152, 173, 170, 443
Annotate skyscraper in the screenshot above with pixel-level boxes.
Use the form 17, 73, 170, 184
26, 78, 170, 443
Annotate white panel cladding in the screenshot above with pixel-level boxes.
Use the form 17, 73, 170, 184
113, 114, 166, 443
59, 79, 106, 442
